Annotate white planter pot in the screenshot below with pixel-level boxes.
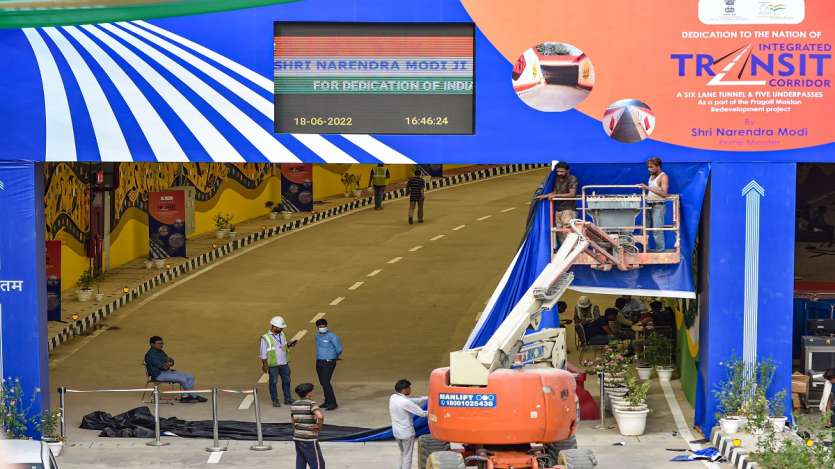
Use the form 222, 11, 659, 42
281, 212, 292, 220
77, 289, 93, 302
153, 259, 166, 269
353, 189, 363, 197
46, 440, 63, 457
343, 192, 351, 198
719, 417, 741, 434
769, 417, 787, 433
216, 229, 229, 239
616, 408, 650, 436
636, 366, 653, 380
228, 231, 237, 238
94, 293, 105, 302
656, 367, 674, 382
144, 260, 154, 269
269, 212, 278, 220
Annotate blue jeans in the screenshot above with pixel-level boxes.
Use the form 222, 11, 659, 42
373, 185, 386, 209
295, 440, 325, 469
649, 202, 666, 251
155, 370, 196, 398
268, 365, 292, 403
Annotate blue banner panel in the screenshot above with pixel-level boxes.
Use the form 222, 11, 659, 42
0, 162, 48, 436
694, 162, 795, 433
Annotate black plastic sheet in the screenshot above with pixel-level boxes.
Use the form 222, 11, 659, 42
80, 407, 380, 441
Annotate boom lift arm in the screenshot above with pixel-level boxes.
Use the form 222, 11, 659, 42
450, 221, 628, 386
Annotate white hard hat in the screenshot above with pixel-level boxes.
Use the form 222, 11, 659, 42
577, 296, 591, 308
270, 316, 287, 328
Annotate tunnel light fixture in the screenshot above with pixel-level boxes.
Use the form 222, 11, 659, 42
70, 313, 79, 321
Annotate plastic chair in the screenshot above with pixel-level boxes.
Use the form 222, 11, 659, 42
574, 325, 605, 362
140, 363, 181, 405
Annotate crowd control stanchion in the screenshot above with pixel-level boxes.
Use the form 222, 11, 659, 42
57, 386, 66, 442
250, 387, 272, 451
592, 372, 612, 430
147, 385, 170, 447
206, 387, 226, 453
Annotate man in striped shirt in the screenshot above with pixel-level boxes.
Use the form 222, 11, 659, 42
407, 167, 427, 225
291, 383, 326, 469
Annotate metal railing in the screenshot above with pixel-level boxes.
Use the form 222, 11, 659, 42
57, 385, 272, 451
546, 184, 681, 267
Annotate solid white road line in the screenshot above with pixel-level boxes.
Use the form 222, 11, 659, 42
476, 215, 491, 221
430, 234, 445, 241
408, 245, 423, 252
452, 224, 466, 231
290, 330, 307, 343
660, 379, 722, 469
257, 373, 268, 383
309, 313, 326, 323
238, 394, 254, 410
207, 451, 223, 464
500, 207, 517, 213
329, 296, 345, 306
348, 281, 364, 290
367, 269, 383, 277
387, 257, 403, 264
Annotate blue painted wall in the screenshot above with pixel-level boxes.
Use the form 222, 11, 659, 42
695, 162, 796, 432
0, 162, 48, 434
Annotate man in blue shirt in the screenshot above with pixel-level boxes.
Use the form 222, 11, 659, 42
314, 318, 343, 411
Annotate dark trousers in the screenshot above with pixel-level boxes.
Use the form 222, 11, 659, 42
409, 198, 424, 221
373, 185, 386, 209
295, 440, 325, 469
268, 364, 291, 403
316, 359, 337, 407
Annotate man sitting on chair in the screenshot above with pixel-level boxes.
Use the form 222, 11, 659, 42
144, 336, 207, 403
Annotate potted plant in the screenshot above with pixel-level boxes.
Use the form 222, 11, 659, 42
635, 340, 654, 380
75, 267, 94, 302
228, 225, 237, 238
143, 257, 154, 269
214, 213, 230, 238
36, 409, 63, 456
768, 390, 787, 433
744, 390, 770, 435
265, 201, 279, 220
648, 332, 675, 382
278, 202, 292, 220
616, 375, 651, 436
713, 357, 747, 434
1, 378, 39, 440
340, 172, 358, 198
94, 271, 105, 302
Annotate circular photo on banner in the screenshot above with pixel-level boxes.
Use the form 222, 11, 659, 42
602, 99, 656, 143
512, 41, 595, 112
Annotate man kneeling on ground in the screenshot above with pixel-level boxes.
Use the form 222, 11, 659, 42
144, 336, 207, 403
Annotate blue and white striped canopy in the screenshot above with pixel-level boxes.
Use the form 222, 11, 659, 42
4, 19, 420, 164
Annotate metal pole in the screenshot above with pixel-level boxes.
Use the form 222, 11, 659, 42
592, 372, 612, 429
146, 385, 169, 446
250, 388, 271, 451
206, 388, 226, 452
57, 386, 66, 442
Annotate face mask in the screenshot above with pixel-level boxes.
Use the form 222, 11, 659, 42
318, 327, 328, 334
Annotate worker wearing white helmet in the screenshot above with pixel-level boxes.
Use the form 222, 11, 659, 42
574, 296, 600, 325
259, 315, 298, 407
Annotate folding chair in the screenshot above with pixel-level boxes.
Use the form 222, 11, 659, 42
140, 363, 181, 405
575, 325, 606, 362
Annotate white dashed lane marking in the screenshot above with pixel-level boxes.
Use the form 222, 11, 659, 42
207, 452, 223, 464
329, 296, 345, 306
367, 269, 382, 277
430, 234, 445, 241
387, 257, 403, 264
409, 245, 423, 252
290, 330, 307, 342
310, 312, 326, 323
348, 281, 364, 290
257, 373, 268, 383
238, 394, 254, 410
452, 224, 466, 231
500, 207, 516, 213
476, 215, 491, 221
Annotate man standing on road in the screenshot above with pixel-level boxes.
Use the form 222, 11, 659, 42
314, 318, 342, 411
389, 379, 428, 469
144, 336, 207, 403
291, 383, 326, 469
369, 163, 391, 210
537, 162, 578, 243
407, 167, 427, 225
260, 316, 298, 407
